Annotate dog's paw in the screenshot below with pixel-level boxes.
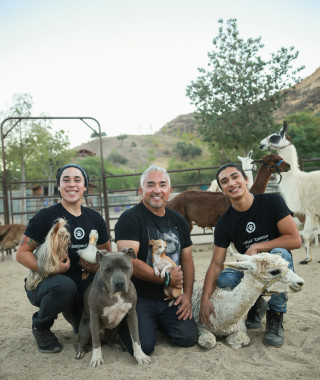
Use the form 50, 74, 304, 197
135, 352, 151, 364
160, 269, 166, 278
75, 349, 85, 360
154, 268, 160, 276
90, 347, 104, 368
133, 343, 151, 364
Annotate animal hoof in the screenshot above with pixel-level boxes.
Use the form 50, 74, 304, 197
198, 335, 217, 350
299, 259, 309, 265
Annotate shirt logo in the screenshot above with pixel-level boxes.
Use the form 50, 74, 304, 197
246, 222, 256, 233
74, 227, 85, 240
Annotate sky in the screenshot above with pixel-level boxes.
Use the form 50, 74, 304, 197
0, 0, 319, 147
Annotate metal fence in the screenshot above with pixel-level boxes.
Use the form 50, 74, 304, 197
1, 158, 320, 243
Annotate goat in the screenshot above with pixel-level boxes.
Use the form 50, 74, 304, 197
166, 154, 290, 232
191, 253, 304, 349
259, 121, 320, 264
0, 224, 26, 261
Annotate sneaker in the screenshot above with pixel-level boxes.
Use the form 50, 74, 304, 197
245, 295, 268, 329
32, 327, 62, 353
263, 309, 284, 347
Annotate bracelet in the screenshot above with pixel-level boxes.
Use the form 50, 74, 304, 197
164, 272, 171, 288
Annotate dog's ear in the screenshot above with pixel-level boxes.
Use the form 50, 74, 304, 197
121, 247, 137, 259
96, 249, 109, 263
51, 219, 62, 235
149, 239, 155, 246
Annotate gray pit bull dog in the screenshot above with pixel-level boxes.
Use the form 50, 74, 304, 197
75, 248, 151, 367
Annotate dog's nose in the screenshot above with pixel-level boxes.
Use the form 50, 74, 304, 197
113, 279, 126, 293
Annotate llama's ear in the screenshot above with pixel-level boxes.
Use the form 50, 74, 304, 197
224, 254, 255, 271
280, 121, 288, 137
237, 155, 243, 161
248, 150, 253, 158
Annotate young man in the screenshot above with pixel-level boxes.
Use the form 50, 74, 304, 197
199, 163, 301, 347
114, 164, 198, 355
16, 163, 112, 353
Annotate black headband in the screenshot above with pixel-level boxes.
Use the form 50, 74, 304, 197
56, 164, 89, 188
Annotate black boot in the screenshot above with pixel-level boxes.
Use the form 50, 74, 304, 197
263, 308, 284, 347
245, 295, 268, 329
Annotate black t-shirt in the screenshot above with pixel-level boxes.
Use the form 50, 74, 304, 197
214, 193, 293, 254
25, 203, 109, 293
114, 202, 192, 300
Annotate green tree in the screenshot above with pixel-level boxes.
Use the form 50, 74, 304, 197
107, 150, 128, 166
186, 19, 304, 160
76, 156, 139, 190
117, 134, 128, 146
173, 142, 202, 159
4, 94, 73, 198
284, 111, 320, 158
90, 131, 106, 139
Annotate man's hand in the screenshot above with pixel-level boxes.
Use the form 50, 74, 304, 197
169, 265, 183, 288
245, 244, 260, 256
199, 296, 215, 328
174, 293, 193, 320
80, 258, 100, 274
52, 255, 70, 274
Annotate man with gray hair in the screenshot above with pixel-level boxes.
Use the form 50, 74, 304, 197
115, 164, 198, 356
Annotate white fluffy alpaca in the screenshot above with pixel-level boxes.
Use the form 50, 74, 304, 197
259, 121, 320, 263
192, 253, 304, 350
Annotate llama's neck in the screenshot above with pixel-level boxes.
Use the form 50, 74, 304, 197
212, 273, 264, 329
249, 166, 270, 194
278, 144, 300, 173
246, 171, 254, 188
276, 144, 303, 211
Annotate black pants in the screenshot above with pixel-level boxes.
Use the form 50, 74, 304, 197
25, 274, 81, 330
119, 296, 198, 355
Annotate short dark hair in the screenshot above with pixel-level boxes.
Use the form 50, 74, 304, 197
56, 164, 89, 198
216, 163, 248, 190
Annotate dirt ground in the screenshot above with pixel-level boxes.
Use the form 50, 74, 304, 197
0, 243, 319, 380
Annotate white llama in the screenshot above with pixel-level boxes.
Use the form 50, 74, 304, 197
237, 149, 256, 188
259, 121, 320, 264
192, 253, 304, 350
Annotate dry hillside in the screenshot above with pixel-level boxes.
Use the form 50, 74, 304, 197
74, 134, 210, 170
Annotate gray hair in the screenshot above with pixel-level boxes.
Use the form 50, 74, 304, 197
140, 164, 171, 188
